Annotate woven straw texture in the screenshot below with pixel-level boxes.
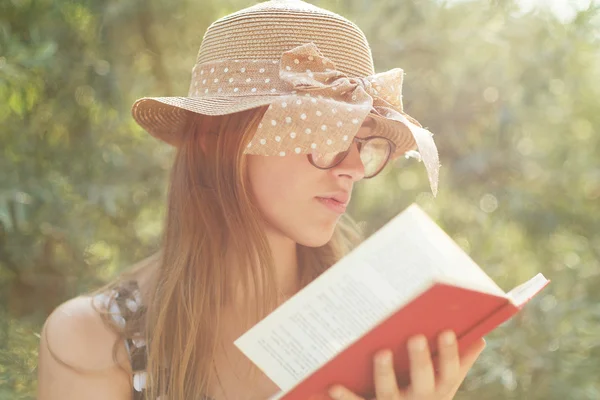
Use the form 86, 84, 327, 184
130, 0, 439, 193
196, 0, 374, 77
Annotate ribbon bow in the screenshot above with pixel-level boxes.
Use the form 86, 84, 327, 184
279, 44, 406, 114
251, 43, 439, 195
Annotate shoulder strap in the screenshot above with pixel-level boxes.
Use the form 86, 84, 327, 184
100, 281, 149, 397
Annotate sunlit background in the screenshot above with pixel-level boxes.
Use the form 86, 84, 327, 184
1, 0, 599, 398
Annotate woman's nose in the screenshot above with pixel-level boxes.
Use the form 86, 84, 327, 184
332, 141, 365, 181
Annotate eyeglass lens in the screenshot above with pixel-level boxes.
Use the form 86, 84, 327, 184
310, 137, 392, 178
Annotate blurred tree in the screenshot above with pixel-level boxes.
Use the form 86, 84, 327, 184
0, 0, 598, 398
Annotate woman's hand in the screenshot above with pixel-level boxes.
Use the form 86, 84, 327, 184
327, 331, 486, 400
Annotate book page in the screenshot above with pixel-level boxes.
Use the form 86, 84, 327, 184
507, 273, 549, 305
235, 204, 504, 390
398, 205, 506, 296
234, 256, 435, 389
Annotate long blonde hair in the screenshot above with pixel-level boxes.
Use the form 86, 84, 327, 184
86, 107, 363, 398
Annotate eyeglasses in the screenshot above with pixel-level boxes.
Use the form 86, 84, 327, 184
307, 136, 395, 179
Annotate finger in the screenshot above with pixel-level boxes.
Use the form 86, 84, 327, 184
373, 349, 401, 400
328, 385, 364, 400
407, 335, 435, 396
435, 330, 460, 396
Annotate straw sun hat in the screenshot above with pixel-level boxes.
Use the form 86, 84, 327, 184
131, 0, 439, 194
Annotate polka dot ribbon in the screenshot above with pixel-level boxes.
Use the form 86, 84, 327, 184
245, 42, 406, 157
190, 42, 440, 194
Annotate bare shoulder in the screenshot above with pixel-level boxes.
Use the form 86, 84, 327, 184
37, 295, 132, 400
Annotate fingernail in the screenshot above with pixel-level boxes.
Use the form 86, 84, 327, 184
442, 331, 456, 345
377, 350, 392, 366
409, 336, 427, 351
328, 386, 344, 399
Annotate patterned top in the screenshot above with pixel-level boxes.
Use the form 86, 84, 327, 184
94, 280, 150, 399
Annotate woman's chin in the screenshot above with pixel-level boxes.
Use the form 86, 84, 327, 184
294, 225, 337, 248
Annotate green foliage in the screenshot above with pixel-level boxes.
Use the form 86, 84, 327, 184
1, 0, 598, 398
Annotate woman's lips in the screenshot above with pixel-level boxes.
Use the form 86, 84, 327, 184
315, 197, 347, 214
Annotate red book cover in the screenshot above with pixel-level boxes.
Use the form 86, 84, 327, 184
278, 276, 549, 400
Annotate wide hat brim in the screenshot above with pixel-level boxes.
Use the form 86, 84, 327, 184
131, 95, 418, 158
130, 40, 440, 194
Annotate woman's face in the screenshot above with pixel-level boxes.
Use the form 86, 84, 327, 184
247, 123, 372, 247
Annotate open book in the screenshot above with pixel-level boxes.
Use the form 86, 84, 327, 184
234, 204, 549, 400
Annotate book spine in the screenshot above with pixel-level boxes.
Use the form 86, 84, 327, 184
455, 302, 519, 354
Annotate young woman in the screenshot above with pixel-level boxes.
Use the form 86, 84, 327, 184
37, 1, 485, 399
